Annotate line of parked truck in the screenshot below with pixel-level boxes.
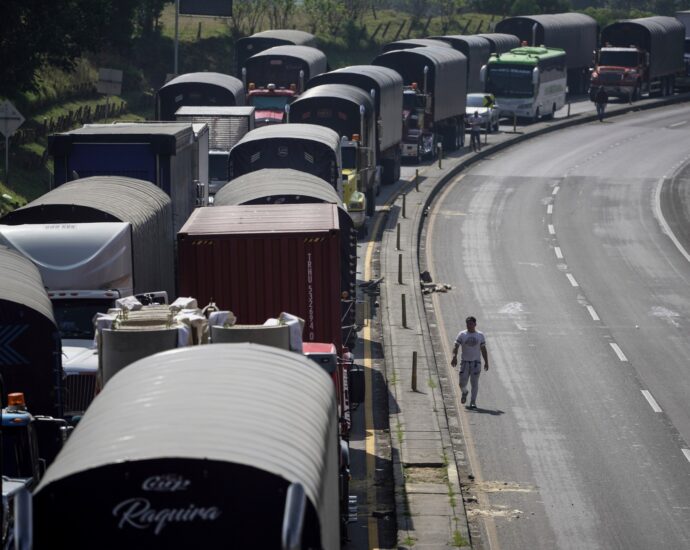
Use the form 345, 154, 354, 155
2, 12, 690, 548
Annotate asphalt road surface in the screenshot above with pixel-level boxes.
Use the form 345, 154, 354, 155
425, 104, 690, 550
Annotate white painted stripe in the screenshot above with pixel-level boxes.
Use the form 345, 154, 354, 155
587, 305, 599, 321
566, 273, 579, 287
641, 390, 663, 412
552, 186, 560, 195
654, 178, 690, 264
669, 121, 687, 128
610, 342, 628, 362
554, 246, 563, 259
683, 449, 690, 463
547, 204, 553, 214
548, 224, 555, 235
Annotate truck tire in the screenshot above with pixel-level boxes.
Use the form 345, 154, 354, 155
533, 107, 540, 124
632, 84, 640, 102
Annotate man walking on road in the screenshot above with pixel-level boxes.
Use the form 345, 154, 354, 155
593, 86, 609, 122
451, 316, 489, 409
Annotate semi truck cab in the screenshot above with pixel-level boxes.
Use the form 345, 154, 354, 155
340, 137, 367, 230
246, 83, 296, 126
591, 46, 648, 100
402, 84, 433, 161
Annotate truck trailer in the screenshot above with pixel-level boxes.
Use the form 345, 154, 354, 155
155, 72, 245, 121
0, 176, 175, 415
430, 35, 492, 93
213, 169, 359, 332
49, 122, 208, 233
178, 203, 352, 352
496, 13, 598, 94
235, 29, 319, 75
229, 123, 343, 198
26, 344, 343, 549
0, 247, 62, 418
307, 65, 404, 185
591, 16, 686, 100
372, 46, 467, 162
288, 84, 380, 216
242, 45, 328, 126
175, 106, 256, 195
475, 33, 521, 55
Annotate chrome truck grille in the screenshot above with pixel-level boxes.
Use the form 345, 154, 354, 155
598, 72, 623, 83
63, 372, 97, 415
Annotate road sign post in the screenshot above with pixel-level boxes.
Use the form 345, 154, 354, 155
0, 101, 25, 184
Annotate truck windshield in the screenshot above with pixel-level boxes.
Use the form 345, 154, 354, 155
53, 298, 114, 339
2, 426, 34, 478
599, 50, 639, 67
250, 96, 289, 110
486, 65, 534, 98
341, 145, 356, 169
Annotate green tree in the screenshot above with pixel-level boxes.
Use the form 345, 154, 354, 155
511, 0, 539, 14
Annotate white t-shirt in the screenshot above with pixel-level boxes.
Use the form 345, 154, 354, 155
455, 330, 486, 362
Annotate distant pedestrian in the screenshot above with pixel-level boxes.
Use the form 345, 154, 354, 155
450, 316, 489, 409
593, 87, 608, 122
469, 111, 482, 152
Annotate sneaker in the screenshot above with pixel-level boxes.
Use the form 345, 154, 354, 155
469, 403, 477, 409
461, 392, 468, 404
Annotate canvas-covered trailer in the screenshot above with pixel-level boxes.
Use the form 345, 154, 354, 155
236, 29, 318, 74
496, 13, 598, 92
307, 65, 403, 156
30, 344, 340, 549
430, 35, 492, 93
156, 72, 245, 121
475, 33, 520, 54
601, 16, 686, 79
288, 84, 376, 161
381, 37, 453, 53
229, 123, 342, 194
1, 176, 175, 300
0, 247, 62, 417
213, 168, 357, 315
243, 45, 327, 89
372, 46, 467, 122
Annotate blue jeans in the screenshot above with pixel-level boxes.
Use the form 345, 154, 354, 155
596, 103, 606, 121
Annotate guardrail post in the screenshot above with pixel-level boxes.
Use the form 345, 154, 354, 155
513, 113, 517, 133
396, 222, 401, 250
398, 253, 403, 284
567, 101, 571, 117
411, 351, 418, 391
437, 143, 443, 169
415, 169, 419, 192
402, 193, 406, 219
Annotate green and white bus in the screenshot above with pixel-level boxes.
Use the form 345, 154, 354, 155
481, 46, 567, 122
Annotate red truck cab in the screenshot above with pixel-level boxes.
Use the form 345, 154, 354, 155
246, 83, 296, 126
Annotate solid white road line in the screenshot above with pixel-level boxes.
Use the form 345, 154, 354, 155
548, 224, 555, 235
610, 342, 628, 362
566, 273, 579, 287
554, 246, 563, 259
552, 186, 560, 195
587, 305, 599, 321
682, 449, 690, 463
641, 390, 663, 413
547, 204, 553, 215
669, 121, 687, 128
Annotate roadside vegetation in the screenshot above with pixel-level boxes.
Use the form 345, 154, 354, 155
0, 0, 674, 211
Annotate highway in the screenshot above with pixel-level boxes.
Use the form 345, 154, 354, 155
425, 104, 690, 549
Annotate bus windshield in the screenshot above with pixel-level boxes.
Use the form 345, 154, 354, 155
486, 65, 534, 98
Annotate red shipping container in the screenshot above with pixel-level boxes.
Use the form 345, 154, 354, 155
178, 203, 343, 349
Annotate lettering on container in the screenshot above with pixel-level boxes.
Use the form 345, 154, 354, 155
112, 498, 222, 535
307, 252, 315, 340
142, 474, 191, 493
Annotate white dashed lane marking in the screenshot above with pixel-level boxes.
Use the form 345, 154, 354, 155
552, 186, 560, 195
683, 449, 690, 463
610, 342, 628, 362
587, 305, 599, 321
566, 273, 579, 287
548, 224, 555, 235
554, 247, 563, 259
547, 204, 553, 214
641, 390, 663, 412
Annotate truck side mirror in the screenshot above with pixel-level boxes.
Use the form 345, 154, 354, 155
532, 67, 539, 85
281, 483, 306, 550
480, 65, 487, 84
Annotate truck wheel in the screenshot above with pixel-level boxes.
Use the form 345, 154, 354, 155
632, 84, 640, 102
533, 108, 540, 124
